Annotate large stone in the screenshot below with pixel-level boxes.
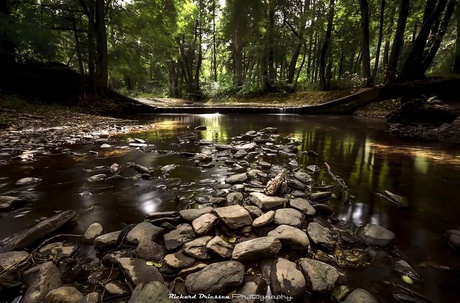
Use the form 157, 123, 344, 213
185, 261, 245, 295
293, 171, 312, 184
134, 239, 165, 261
214, 205, 253, 229
232, 236, 282, 261
179, 207, 213, 221
94, 231, 122, 252
249, 192, 287, 210
128, 282, 180, 303
44, 286, 83, 303
298, 258, 345, 292
270, 258, 306, 299
83, 223, 104, 244
287, 178, 307, 191
206, 236, 234, 258
15, 177, 42, 186
192, 213, 218, 235
0, 195, 26, 211
0, 210, 76, 252
356, 223, 395, 247
226, 192, 244, 205
307, 222, 336, 250
126, 222, 164, 244
164, 252, 195, 269
252, 210, 275, 228
163, 224, 195, 251
234, 276, 267, 303
268, 225, 310, 251
447, 228, 460, 248
0, 250, 29, 288
343, 288, 379, 303
183, 236, 212, 260
22, 262, 62, 303
76, 292, 101, 303
273, 208, 305, 228
289, 198, 316, 216
37, 242, 78, 261
225, 173, 248, 184
116, 257, 164, 286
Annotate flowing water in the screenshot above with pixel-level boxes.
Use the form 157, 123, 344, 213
1, 114, 460, 302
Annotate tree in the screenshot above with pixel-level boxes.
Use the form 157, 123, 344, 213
372, 0, 385, 81
453, 0, 460, 73
0, 0, 15, 67
359, 0, 372, 86
319, 0, 334, 91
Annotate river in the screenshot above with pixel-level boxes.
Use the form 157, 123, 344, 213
1, 114, 460, 302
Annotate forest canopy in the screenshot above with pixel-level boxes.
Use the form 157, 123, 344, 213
0, 0, 459, 100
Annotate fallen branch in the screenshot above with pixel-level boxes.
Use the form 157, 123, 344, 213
324, 162, 350, 203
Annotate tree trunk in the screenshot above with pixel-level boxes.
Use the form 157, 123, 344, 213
264, 0, 276, 91
359, 0, 372, 86
372, 0, 385, 82
0, 0, 15, 67
399, 0, 448, 81
319, 0, 335, 91
212, 0, 218, 82
452, 0, 460, 73
95, 0, 108, 94
384, 0, 409, 84
72, 17, 85, 75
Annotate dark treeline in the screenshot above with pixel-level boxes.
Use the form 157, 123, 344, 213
0, 0, 459, 100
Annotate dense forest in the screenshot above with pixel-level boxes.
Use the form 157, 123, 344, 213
0, 0, 459, 100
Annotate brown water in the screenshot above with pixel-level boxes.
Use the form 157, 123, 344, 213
1, 114, 460, 302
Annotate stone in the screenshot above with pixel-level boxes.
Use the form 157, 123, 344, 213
270, 258, 306, 299
287, 178, 307, 191
192, 213, 218, 235
268, 225, 310, 251
15, 177, 42, 186
178, 263, 208, 279
22, 262, 62, 303
0, 195, 25, 211
44, 286, 83, 303
309, 192, 332, 201
343, 288, 379, 303
126, 222, 164, 244
225, 173, 248, 184
249, 192, 287, 210
226, 192, 244, 205
206, 236, 234, 258
298, 258, 346, 292
185, 261, 245, 295
0, 250, 29, 288
233, 142, 256, 151
234, 149, 248, 158
293, 171, 312, 184
356, 223, 395, 247
274, 208, 305, 228
264, 172, 286, 196
87, 174, 107, 182
234, 276, 267, 303
116, 257, 164, 286
244, 205, 264, 218
179, 207, 214, 221
215, 144, 233, 150
214, 205, 253, 229
1, 210, 76, 252
134, 239, 165, 261
83, 223, 103, 244
104, 282, 129, 296
232, 236, 282, 261
307, 222, 336, 251
252, 210, 275, 228
183, 236, 212, 260
129, 281, 180, 303
164, 252, 196, 268
76, 292, 100, 303
94, 231, 122, 252
447, 228, 460, 248
37, 242, 78, 260
163, 224, 195, 251
289, 198, 316, 216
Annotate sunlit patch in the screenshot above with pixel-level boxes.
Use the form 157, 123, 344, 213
197, 113, 222, 118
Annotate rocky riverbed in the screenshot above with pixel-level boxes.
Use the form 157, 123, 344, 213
2, 123, 457, 303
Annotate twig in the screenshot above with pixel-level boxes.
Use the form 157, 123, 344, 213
324, 162, 351, 203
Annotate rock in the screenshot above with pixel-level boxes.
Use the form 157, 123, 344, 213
447, 228, 460, 248
232, 236, 282, 261
381, 190, 409, 207
244, 205, 264, 218
117, 257, 164, 286
83, 223, 103, 244
37, 242, 78, 260
100, 143, 111, 149
178, 263, 208, 279
215, 144, 233, 150
259, 127, 278, 133
287, 178, 307, 191
439, 116, 460, 143
356, 223, 395, 247
0, 195, 26, 211
226, 192, 244, 205
298, 258, 345, 292
343, 288, 379, 303
192, 213, 218, 235
76, 292, 101, 303
273, 208, 305, 228
185, 261, 245, 295
307, 222, 336, 251
195, 125, 207, 131
306, 165, 321, 174
161, 164, 178, 174
180, 207, 213, 221
289, 198, 316, 216
225, 173, 248, 184
309, 191, 331, 201
0, 250, 29, 288
44, 286, 83, 303
233, 142, 256, 151
270, 258, 306, 299
1, 210, 76, 252
183, 236, 212, 259
22, 262, 62, 303
264, 172, 286, 196
268, 225, 310, 250
126, 222, 164, 244
104, 282, 130, 296
249, 192, 287, 210
214, 205, 253, 229
312, 203, 335, 216
252, 210, 275, 227
94, 231, 122, 252
15, 177, 42, 186
391, 258, 422, 281
164, 251, 196, 268
206, 236, 234, 258
234, 276, 267, 303
334, 247, 373, 268
234, 149, 247, 158
163, 224, 195, 251
294, 171, 312, 184
134, 239, 165, 261
129, 281, 180, 303
87, 174, 107, 182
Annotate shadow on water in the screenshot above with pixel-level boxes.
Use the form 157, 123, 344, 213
1, 114, 460, 302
